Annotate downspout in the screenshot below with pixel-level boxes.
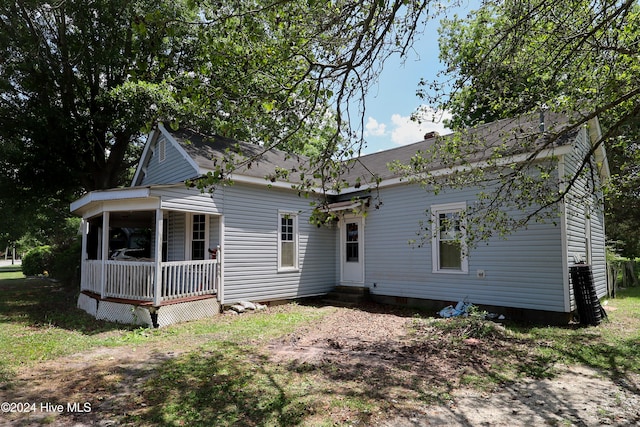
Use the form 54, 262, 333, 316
558, 155, 572, 313
218, 215, 225, 305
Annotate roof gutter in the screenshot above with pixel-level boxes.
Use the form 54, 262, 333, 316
200, 143, 576, 197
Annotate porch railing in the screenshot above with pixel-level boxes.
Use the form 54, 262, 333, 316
161, 260, 217, 301
82, 260, 103, 295
81, 259, 217, 303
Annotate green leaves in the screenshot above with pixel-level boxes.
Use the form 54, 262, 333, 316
411, 0, 640, 244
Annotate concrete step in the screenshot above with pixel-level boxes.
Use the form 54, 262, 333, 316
332, 285, 370, 295
323, 286, 370, 307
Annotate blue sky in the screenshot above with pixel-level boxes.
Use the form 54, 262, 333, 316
358, 1, 477, 154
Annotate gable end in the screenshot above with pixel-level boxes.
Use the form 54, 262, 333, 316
132, 124, 201, 186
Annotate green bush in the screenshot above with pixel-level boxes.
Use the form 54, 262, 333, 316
22, 245, 54, 276
50, 239, 81, 286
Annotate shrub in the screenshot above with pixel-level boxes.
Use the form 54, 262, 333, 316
50, 239, 82, 286
22, 245, 54, 276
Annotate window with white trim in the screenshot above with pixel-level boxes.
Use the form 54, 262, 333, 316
278, 211, 298, 270
162, 214, 168, 262
431, 202, 468, 273
191, 214, 206, 260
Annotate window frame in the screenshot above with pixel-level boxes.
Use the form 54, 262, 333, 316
431, 202, 469, 274
162, 213, 169, 262
278, 210, 299, 272
186, 213, 209, 261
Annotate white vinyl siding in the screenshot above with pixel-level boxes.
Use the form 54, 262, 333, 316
359, 181, 566, 312
563, 127, 608, 304
221, 183, 335, 304
140, 135, 199, 185
163, 211, 220, 262
208, 215, 221, 256
151, 186, 222, 215
167, 211, 184, 261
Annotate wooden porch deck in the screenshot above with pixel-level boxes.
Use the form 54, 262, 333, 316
80, 290, 217, 307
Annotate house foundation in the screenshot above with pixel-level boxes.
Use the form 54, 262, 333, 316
77, 292, 221, 328
369, 294, 573, 325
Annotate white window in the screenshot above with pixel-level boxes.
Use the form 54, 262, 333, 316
189, 214, 208, 260
162, 214, 168, 262
431, 202, 468, 274
278, 211, 298, 271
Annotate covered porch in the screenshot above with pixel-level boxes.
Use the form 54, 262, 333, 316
80, 257, 219, 304
71, 186, 224, 327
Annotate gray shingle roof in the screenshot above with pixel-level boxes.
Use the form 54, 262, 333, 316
341, 111, 575, 186
169, 111, 575, 188
171, 129, 310, 184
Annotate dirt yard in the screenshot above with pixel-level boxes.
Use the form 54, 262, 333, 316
2, 304, 639, 426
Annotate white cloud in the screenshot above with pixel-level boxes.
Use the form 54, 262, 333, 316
389, 107, 452, 146
364, 116, 387, 137
361, 106, 452, 154
390, 114, 422, 145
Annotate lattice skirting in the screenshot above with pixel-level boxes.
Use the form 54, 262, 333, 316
96, 301, 154, 326
77, 293, 98, 317
156, 299, 221, 328
76, 294, 220, 327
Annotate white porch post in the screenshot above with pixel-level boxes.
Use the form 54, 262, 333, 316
80, 218, 88, 291
153, 209, 163, 306
100, 212, 110, 299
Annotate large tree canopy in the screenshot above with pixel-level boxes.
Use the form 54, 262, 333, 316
431, 0, 640, 131
6, 0, 636, 252
0, 0, 436, 246
407, 0, 640, 250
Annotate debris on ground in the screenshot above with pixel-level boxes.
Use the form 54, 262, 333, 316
438, 300, 473, 318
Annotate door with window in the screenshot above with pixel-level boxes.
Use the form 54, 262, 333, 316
341, 216, 364, 283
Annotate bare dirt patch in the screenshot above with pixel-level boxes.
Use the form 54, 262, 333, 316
266, 304, 640, 426
1, 304, 639, 426
1, 344, 187, 426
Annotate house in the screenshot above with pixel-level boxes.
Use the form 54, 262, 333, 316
71, 113, 609, 326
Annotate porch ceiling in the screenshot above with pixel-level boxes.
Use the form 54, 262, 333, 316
109, 211, 154, 228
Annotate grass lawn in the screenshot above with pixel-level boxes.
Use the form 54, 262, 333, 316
0, 266, 143, 382
1, 266, 639, 426
0, 267, 328, 385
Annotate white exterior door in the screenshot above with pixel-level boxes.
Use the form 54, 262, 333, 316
341, 216, 364, 284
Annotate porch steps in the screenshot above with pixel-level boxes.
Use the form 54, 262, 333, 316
323, 286, 370, 307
